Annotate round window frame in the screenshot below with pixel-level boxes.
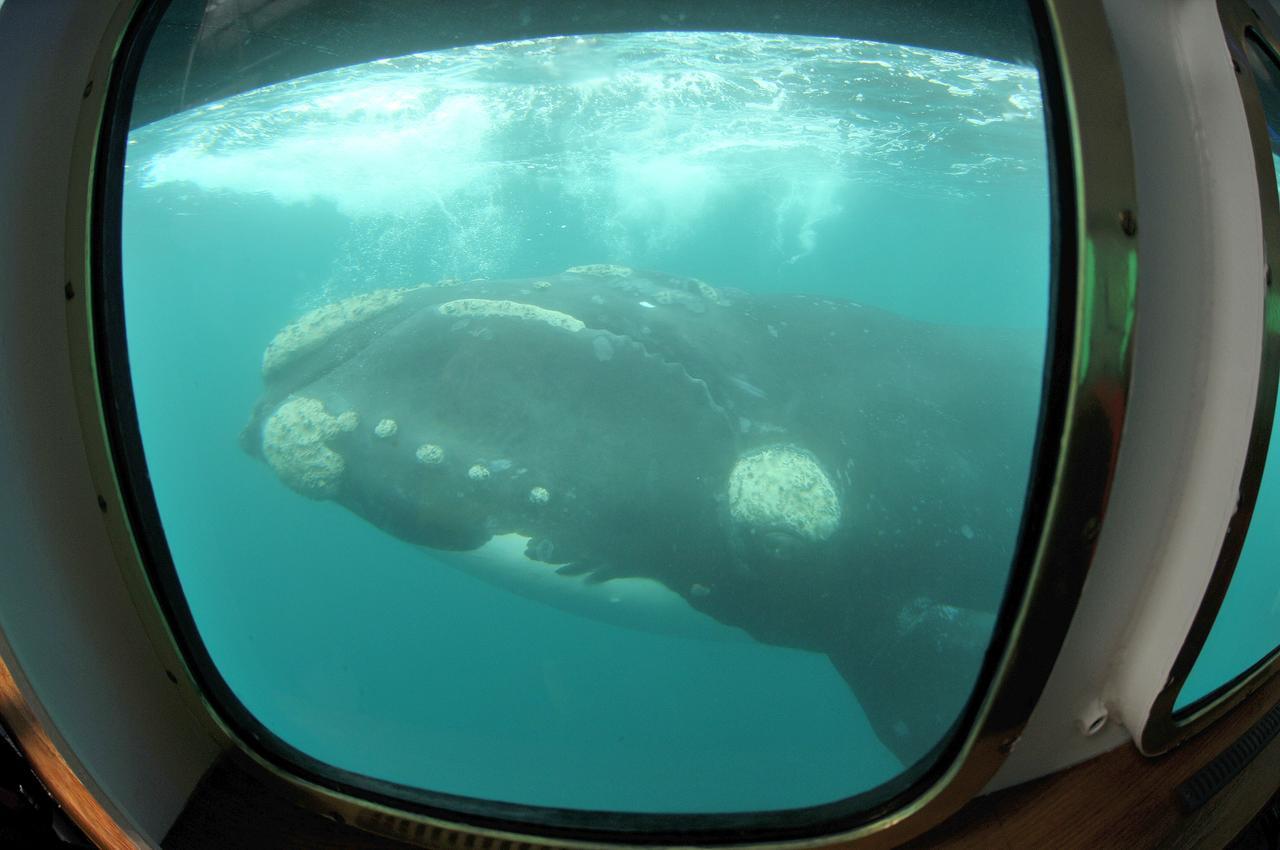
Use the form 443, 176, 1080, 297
62, 0, 1138, 846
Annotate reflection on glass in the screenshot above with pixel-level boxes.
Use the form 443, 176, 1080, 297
120, 8, 1051, 816
1176, 32, 1280, 713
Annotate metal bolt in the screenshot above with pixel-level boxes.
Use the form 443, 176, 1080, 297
82, 80, 93, 98
64, 281, 74, 301
1078, 699, 1109, 736
96, 494, 107, 513
1120, 210, 1138, 237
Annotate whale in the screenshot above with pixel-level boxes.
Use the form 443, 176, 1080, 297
241, 266, 1044, 767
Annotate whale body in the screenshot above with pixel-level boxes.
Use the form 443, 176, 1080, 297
242, 266, 1043, 767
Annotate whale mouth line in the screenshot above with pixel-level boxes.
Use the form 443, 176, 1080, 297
437, 532, 752, 643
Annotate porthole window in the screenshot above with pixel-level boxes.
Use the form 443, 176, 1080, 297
91, 0, 1093, 838
1175, 28, 1280, 713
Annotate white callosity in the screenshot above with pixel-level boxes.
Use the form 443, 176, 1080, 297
467, 464, 490, 481
727, 444, 841, 542
261, 286, 421, 377
261, 396, 358, 497
690, 277, 724, 305
529, 486, 550, 504
374, 418, 398, 438
437, 299, 585, 333
415, 443, 445, 465
565, 264, 633, 277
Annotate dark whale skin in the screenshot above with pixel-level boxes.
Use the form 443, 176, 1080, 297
244, 267, 1044, 767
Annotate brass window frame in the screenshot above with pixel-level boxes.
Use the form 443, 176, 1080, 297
1137, 0, 1280, 757
62, 0, 1138, 846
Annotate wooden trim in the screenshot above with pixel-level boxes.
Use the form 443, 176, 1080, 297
906, 669, 1280, 849
0, 653, 139, 850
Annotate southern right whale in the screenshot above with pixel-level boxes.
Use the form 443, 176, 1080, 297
242, 265, 1044, 768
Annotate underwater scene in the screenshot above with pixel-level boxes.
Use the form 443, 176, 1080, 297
121, 31, 1051, 813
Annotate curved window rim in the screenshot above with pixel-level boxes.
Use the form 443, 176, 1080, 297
65, 0, 1136, 845
1144, 5, 1280, 750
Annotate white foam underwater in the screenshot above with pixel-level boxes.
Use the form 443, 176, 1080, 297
128, 31, 1046, 221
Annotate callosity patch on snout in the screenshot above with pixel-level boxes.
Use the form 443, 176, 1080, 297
261, 396, 359, 498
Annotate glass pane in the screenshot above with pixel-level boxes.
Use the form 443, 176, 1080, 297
1176, 31, 1280, 712
118, 0, 1052, 818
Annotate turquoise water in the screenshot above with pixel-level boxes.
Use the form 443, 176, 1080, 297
122, 32, 1050, 813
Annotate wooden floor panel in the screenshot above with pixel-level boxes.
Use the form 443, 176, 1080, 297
906, 671, 1280, 850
